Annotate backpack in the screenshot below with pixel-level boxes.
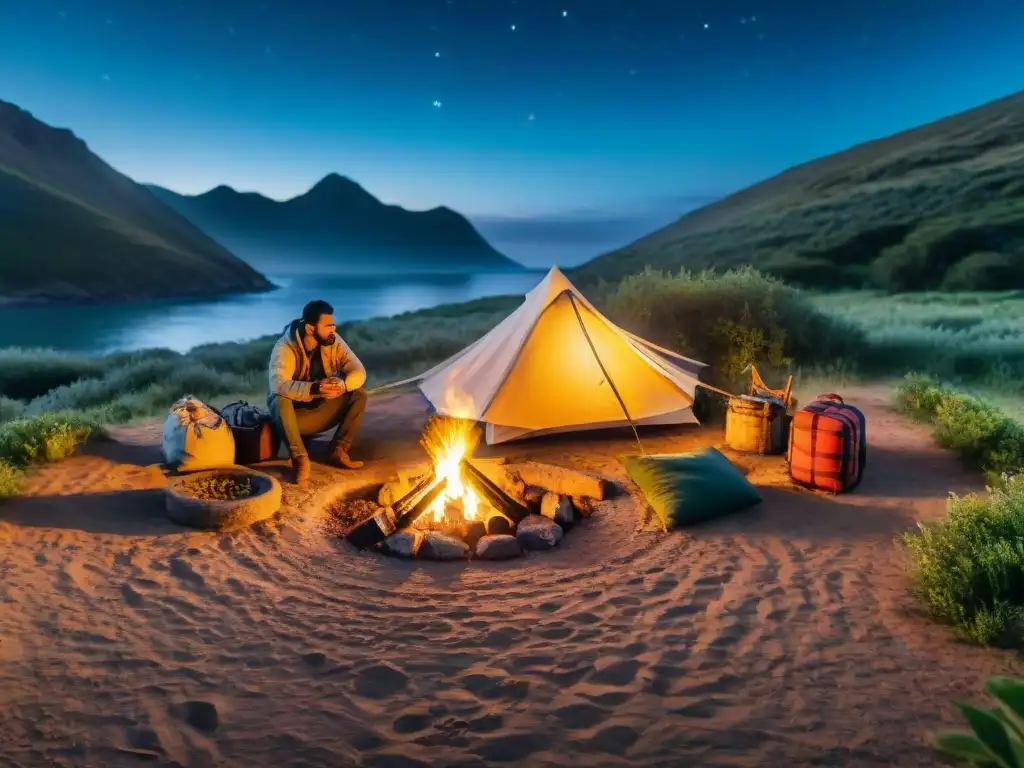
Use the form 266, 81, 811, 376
220, 401, 281, 465
162, 396, 236, 472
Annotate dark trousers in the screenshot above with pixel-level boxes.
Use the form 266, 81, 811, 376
268, 389, 367, 459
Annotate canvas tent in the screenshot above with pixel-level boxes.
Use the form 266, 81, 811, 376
394, 266, 708, 445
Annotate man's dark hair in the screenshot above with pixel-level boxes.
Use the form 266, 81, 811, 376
301, 299, 334, 326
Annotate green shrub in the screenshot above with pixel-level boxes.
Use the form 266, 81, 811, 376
0, 459, 22, 498
894, 376, 1024, 480
903, 474, 1024, 647
0, 347, 104, 400
602, 266, 863, 390
0, 412, 105, 467
935, 676, 1024, 766
0, 396, 25, 423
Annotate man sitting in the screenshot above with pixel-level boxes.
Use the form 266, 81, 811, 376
268, 299, 368, 486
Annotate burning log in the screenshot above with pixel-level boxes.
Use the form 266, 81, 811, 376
391, 470, 438, 518
395, 476, 449, 530
507, 461, 609, 501
460, 459, 530, 524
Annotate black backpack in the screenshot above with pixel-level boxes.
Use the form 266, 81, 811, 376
219, 401, 281, 464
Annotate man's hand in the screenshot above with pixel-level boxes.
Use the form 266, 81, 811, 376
317, 377, 346, 399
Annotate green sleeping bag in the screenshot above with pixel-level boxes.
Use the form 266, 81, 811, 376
622, 447, 762, 530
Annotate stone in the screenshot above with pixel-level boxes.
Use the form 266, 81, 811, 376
475, 534, 522, 560
418, 531, 470, 561
572, 496, 597, 518
515, 514, 564, 551
462, 520, 487, 550
383, 530, 422, 558
540, 493, 575, 528
486, 515, 513, 536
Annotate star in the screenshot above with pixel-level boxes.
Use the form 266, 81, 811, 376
58, 10, 66, 17
434, 51, 440, 57
228, 25, 237, 35
629, 68, 637, 76
703, 23, 709, 29
561, 10, 567, 17
527, 112, 535, 121
510, 24, 516, 31
102, 73, 110, 81
433, 99, 442, 108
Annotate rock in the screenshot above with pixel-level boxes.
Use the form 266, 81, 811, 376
418, 531, 470, 561
182, 700, 220, 734
383, 530, 422, 558
516, 514, 564, 551
572, 496, 597, 518
486, 515, 513, 536
462, 520, 487, 550
540, 493, 575, 528
523, 486, 546, 514
475, 534, 522, 560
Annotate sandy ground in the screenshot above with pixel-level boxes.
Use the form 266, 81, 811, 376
1, 386, 1022, 768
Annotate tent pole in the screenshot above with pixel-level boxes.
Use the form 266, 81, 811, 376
567, 294, 645, 455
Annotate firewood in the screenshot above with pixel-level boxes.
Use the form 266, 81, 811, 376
391, 470, 437, 518
468, 458, 526, 502
460, 459, 530, 524
506, 461, 609, 501
395, 476, 448, 529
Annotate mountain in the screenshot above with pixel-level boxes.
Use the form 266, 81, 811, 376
147, 175, 522, 274
0, 100, 272, 304
572, 90, 1024, 292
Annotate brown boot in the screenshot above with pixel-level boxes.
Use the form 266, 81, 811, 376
328, 446, 364, 470
291, 455, 311, 486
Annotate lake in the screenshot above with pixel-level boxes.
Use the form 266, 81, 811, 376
0, 271, 545, 355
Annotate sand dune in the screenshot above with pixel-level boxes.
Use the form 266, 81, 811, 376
1, 387, 1022, 767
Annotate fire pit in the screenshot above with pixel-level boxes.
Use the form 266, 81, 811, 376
340, 416, 606, 561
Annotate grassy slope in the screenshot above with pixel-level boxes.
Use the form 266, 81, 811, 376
571, 90, 1024, 292
0, 169, 269, 301
0, 99, 271, 302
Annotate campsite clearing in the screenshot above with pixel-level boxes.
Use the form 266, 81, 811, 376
1, 386, 1022, 767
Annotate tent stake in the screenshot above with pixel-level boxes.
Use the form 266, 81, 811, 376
567, 294, 645, 455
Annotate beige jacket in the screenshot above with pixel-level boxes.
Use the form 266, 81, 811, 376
268, 320, 367, 402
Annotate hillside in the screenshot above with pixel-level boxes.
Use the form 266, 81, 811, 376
572, 90, 1024, 292
148, 175, 523, 274
0, 100, 272, 304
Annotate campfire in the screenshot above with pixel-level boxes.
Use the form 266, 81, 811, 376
343, 415, 609, 561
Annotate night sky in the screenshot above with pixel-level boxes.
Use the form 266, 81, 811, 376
2, 0, 1023, 266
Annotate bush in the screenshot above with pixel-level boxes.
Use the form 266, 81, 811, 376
0, 347, 104, 400
0, 458, 21, 498
602, 267, 864, 389
902, 474, 1024, 647
0, 396, 25, 423
0, 412, 105, 468
894, 376, 1024, 481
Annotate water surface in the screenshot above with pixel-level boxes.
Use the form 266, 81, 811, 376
0, 271, 543, 354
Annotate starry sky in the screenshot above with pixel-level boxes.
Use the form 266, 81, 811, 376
2, 0, 1023, 266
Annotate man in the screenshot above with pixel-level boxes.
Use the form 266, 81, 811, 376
268, 299, 368, 486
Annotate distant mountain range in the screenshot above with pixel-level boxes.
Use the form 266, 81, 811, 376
147, 176, 522, 275
0, 99, 272, 304
572, 89, 1024, 292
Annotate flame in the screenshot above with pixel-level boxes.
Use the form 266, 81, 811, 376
420, 416, 481, 524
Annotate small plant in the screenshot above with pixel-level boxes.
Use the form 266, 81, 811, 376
0, 458, 22, 499
936, 676, 1024, 767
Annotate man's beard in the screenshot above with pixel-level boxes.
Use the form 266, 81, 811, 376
315, 331, 336, 346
